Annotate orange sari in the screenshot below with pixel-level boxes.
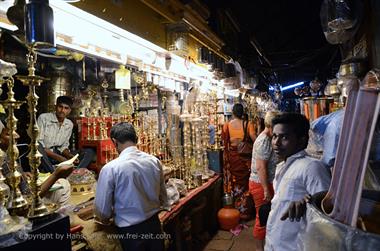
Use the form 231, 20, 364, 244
222, 120, 255, 219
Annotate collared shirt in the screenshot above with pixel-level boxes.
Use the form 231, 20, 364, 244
94, 146, 169, 228
265, 150, 331, 251
250, 132, 279, 183
37, 112, 73, 153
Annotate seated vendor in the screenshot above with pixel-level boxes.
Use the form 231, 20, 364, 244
37, 96, 95, 173
0, 120, 73, 206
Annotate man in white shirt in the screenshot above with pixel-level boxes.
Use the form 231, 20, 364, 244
95, 122, 169, 251
265, 113, 331, 251
38, 96, 94, 173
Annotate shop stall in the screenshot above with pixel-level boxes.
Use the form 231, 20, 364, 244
0, 1, 252, 250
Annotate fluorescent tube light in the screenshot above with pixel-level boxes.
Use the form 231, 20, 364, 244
269, 81, 304, 91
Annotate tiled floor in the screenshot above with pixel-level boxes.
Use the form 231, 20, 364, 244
203, 220, 256, 251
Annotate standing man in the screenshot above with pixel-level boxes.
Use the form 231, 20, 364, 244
37, 96, 94, 173
94, 122, 169, 251
265, 113, 331, 251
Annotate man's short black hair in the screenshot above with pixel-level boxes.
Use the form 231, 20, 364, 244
272, 113, 310, 140
56, 96, 73, 108
110, 122, 138, 144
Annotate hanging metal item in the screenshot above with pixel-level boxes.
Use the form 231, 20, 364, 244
167, 22, 189, 57
328, 0, 355, 31
24, 0, 55, 47
115, 65, 131, 90
320, 0, 363, 44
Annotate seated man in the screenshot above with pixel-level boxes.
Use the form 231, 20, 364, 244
38, 96, 95, 173
0, 120, 73, 206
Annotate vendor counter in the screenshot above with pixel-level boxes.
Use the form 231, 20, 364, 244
69, 174, 222, 251
0, 213, 71, 251
160, 174, 223, 251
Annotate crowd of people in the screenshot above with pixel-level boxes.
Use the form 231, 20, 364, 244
3, 93, 378, 251
221, 98, 380, 251
222, 105, 334, 251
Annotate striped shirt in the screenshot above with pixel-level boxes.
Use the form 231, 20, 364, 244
37, 112, 73, 153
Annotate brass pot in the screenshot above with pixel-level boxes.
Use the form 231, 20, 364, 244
363, 69, 380, 90
324, 79, 340, 96
339, 62, 366, 78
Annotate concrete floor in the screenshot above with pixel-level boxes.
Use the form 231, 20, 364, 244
203, 220, 256, 251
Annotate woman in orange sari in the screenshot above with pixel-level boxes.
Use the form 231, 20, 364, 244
222, 103, 257, 219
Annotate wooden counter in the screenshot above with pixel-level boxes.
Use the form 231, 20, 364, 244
160, 174, 223, 251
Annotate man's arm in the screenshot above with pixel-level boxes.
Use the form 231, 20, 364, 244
256, 158, 272, 201
44, 148, 67, 163
39, 164, 73, 198
61, 149, 74, 159
94, 166, 114, 224
281, 161, 331, 222
280, 191, 328, 221
58, 122, 73, 157
37, 114, 46, 148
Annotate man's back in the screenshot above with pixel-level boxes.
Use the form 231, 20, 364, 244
95, 146, 166, 227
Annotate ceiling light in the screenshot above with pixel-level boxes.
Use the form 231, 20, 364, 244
269, 82, 305, 91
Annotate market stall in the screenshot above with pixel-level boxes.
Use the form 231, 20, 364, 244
0, 1, 244, 250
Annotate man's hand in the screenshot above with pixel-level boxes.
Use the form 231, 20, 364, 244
263, 188, 273, 202
74, 158, 80, 165
24, 172, 33, 180
280, 194, 311, 222
53, 164, 74, 179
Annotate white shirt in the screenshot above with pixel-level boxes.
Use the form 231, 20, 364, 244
95, 146, 169, 227
265, 150, 331, 251
37, 112, 73, 152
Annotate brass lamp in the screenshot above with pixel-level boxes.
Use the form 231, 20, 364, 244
17, 46, 52, 219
